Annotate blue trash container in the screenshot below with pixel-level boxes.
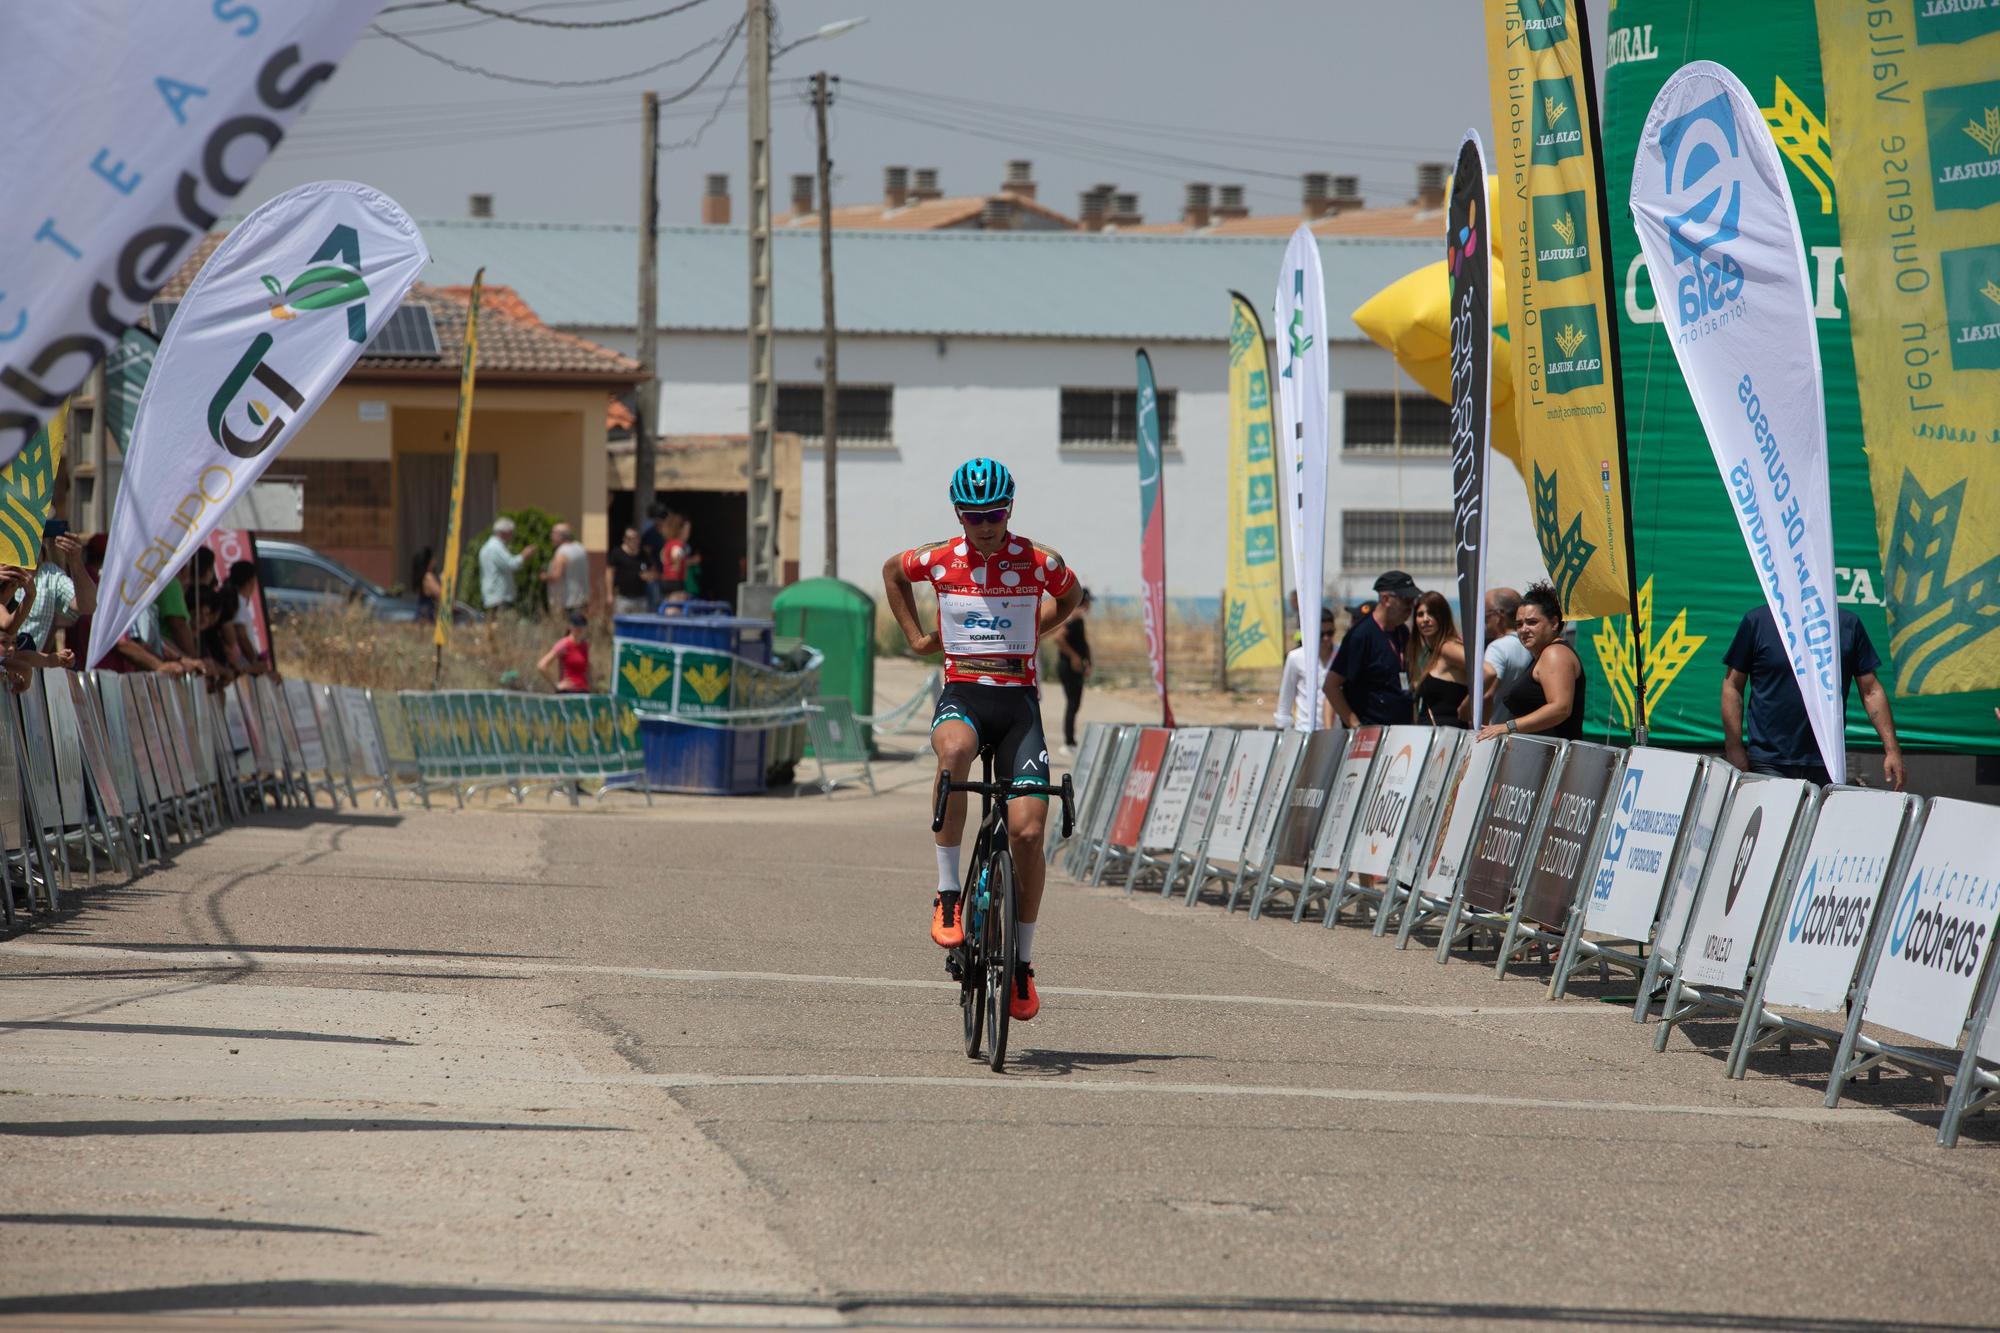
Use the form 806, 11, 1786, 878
615, 612, 774, 795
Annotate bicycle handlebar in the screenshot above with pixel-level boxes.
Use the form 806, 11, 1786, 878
932, 770, 1075, 841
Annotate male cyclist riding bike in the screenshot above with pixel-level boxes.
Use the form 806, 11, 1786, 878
883, 458, 1083, 1022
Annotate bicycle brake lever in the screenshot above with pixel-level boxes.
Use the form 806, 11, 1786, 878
930, 769, 950, 833
1060, 773, 1075, 839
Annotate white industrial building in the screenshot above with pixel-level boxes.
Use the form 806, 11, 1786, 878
414, 219, 1544, 610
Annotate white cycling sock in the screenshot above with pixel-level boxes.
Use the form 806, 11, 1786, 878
936, 843, 962, 895
1016, 919, 1036, 964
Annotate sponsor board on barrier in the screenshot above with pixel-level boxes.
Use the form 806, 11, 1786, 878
1422, 737, 1502, 899
1273, 729, 1349, 868
1142, 729, 1209, 852
1307, 726, 1380, 875
1463, 739, 1561, 914
1351, 726, 1435, 878
1205, 730, 1279, 863
1585, 748, 1702, 941
1395, 733, 1463, 888
1762, 789, 1912, 1012
1244, 731, 1307, 867
1108, 728, 1171, 850
1681, 779, 1813, 991
1176, 731, 1235, 857
1657, 768, 1733, 967
1863, 798, 2000, 1047
1520, 744, 1623, 929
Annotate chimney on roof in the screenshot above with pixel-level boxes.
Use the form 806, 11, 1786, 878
1215, 184, 1249, 221
468, 192, 494, 220
884, 165, 909, 209
790, 173, 815, 217
1331, 174, 1361, 213
1108, 192, 1141, 227
1003, 159, 1036, 201
981, 196, 1014, 231
911, 167, 942, 202
1417, 161, 1447, 210
1182, 182, 1212, 229
1301, 172, 1331, 220
702, 173, 731, 225
1078, 186, 1110, 232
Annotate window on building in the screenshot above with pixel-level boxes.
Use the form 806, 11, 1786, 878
776, 383, 893, 447
1059, 387, 1176, 450
1343, 391, 1452, 454
1341, 509, 1456, 573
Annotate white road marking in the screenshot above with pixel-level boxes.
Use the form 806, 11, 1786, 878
603, 1071, 1908, 1126
0, 943, 1609, 1018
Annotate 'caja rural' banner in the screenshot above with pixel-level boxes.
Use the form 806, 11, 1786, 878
1484, 0, 1634, 623
1224, 293, 1285, 675
1814, 2, 2000, 696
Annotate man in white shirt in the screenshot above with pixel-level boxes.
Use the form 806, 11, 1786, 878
1274, 603, 1338, 731
478, 517, 534, 613
1471, 585, 1533, 723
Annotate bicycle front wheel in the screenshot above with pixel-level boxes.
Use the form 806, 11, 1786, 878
984, 848, 1017, 1072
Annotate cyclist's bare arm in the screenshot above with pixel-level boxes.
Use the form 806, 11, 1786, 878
881, 555, 942, 657
1037, 582, 1084, 640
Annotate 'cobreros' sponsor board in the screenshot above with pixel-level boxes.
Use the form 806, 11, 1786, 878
1107, 727, 1171, 850
1421, 737, 1501, 900
1863, 798, 2000, 1048
1761, 789, 1913, 1013
1395, 734, 1462, 888
1271, 728, 1347, 868
1679, 779, 1812, 991
1519, 744, 1623, 929
1141, 729, 1209, 852
1310, 725, 1381, 875
1205, 730, 1279, 863
1656, 767, 1734, 967
1350, 726, 1435, 878
1176, 732, 1235, 856
1461, 738, 1561, 914
1584, 748, 1701, 942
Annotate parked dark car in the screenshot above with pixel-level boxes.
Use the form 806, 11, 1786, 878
256, 541, 480, 625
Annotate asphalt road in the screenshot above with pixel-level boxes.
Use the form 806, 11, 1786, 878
1, 713, 1996, 1331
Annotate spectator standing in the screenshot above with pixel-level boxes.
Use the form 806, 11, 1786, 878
225, 560, 270, 676
1275, 603, 1337, 731
658, 515, 692, 603
478, 517, 534, 614
538, 609, 592, 693
1055, 587, 1093, 753
1323, 571, 1417, 728
1470, 586, 1532, 724
17, 519, 96, 658
605, 526, 650, 616
543, 522, 591, 613
1721, 604, 1904, 790
1409, 590, 1470, 728
638, 502, 672, 580
1477, 581, 1585, 742
412, 547, 442, 621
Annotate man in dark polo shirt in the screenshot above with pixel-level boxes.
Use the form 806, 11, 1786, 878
1323, 570, 1417, 728
1720, 603, 1906, 790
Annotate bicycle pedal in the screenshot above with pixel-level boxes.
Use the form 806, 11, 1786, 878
944, 953, 964, 982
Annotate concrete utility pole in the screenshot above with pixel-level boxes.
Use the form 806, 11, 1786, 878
635, 89, 660, 524
813, 71, 838, 580
742, 0, 777, 610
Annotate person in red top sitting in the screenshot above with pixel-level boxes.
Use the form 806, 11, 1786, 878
538, 610, 592, 693
882, 457, 1082, 1023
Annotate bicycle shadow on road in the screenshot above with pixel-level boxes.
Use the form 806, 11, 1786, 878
1003, 1047, 1210, 1079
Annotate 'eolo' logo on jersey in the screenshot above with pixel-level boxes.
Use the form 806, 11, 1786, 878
1940, 242, 2000, 372
1539, 304, 1603, 394
1518, 0, 1569, 50
1532, 76, 1584, 165
1655, 90, 1748, 332
1925, 79, 2000, 212
1532, 191, 1592, 282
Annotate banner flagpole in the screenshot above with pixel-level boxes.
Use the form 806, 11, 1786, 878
1573, 0, 1649, 741
434, 267, 485, 689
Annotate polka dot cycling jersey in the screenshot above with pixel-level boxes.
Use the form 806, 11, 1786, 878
899, 532, 1077, 687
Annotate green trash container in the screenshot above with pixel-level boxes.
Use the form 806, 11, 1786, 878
773, 577, 877, 755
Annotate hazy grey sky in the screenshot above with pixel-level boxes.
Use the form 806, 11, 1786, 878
253, 0, 1579, 230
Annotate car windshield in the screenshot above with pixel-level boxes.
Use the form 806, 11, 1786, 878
261, 548, 387, 599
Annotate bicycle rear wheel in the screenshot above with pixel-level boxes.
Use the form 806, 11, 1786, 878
984, 848, 1017, 1072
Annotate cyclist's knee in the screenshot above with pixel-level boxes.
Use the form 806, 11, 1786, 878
932, 728, 977, 770
1007, 801, 1047, 849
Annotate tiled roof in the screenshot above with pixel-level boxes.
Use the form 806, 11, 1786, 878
151, 236, 638, 383
409, 219, 1435, 342
777, 192, 1078, 231
1115, 204, 1443, 240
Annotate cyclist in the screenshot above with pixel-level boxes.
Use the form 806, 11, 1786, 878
883, 458, 1082, 1022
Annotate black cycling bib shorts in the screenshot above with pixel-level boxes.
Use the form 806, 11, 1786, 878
931, 682, 1051, 799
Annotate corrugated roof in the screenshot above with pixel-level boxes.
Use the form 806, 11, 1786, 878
407, 219, 1436, 342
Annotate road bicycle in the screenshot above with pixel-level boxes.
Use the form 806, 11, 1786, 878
933, 753, 1074, 1072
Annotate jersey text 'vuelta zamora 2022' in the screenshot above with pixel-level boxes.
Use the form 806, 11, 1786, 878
899, 532, 1077, 688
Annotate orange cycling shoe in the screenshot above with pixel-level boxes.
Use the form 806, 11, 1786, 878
1009, 963, 1040, 1021
931, 891, 965, 948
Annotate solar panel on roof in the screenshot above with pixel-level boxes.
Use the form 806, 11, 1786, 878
139, 299, 439, 359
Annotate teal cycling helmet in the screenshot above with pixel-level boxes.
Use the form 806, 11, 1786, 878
949, 457, 1015, 508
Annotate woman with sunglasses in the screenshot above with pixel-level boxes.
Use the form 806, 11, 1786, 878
883, 458, 1084, 1024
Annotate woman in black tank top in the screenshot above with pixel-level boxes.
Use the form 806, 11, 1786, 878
1477, 580, 1585, 742
1409, 590, 1470, 727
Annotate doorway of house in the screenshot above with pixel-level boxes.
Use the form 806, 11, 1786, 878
397, 453, 497, 595
662, 490, 747, 611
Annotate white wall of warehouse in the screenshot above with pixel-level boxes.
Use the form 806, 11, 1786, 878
611, 329, 1545, 610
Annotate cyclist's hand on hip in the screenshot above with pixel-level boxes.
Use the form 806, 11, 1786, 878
907, 629, 943, 658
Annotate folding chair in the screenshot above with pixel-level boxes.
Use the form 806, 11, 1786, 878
800, 696, 876, 796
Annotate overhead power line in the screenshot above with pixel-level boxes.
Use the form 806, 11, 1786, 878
369, 11, 742, 88
385, 0, 710, 26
